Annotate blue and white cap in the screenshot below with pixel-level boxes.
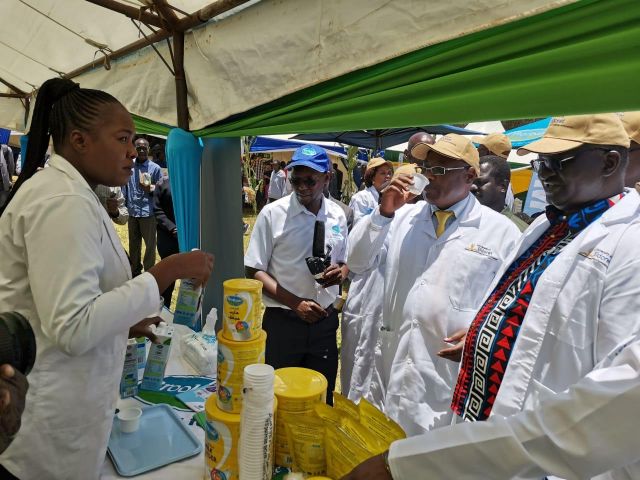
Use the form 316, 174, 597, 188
287, 144, 330, 173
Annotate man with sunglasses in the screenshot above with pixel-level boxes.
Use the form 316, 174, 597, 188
245, 144, 348, 403
122, 137, 163, 276
343, 114, 640, 480
347, 134, 520, 436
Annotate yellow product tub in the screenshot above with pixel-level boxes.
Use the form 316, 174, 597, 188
205, 396, 241, 480
217, 330, 266, 414
222, 279, 263, 341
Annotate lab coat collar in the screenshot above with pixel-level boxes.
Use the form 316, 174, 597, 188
48, 153, 133, 279
367, 186, 380, 203
48, 153, 92, 189
421, 194, 480, 239
289, 191, 328, 221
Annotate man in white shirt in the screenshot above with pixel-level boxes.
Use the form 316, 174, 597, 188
267, 159, 287, 202
347, 134, 521, 435
245, 144, 349, 402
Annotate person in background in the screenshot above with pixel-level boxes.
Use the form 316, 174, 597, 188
267, 159, 287, 202
403, 132, 435, 164
122, 137, 163, 276
245, 144, 348, 404
324, 173, 354, 232
153, 177, 180, 308
345, 113, 640, 480
329, 162, 342, 199
347, 134, 521, 435
472, 132, 512, 159
1, 145, 15, 178
0, 78, 213, 479
94, 185, 128, 225
150, 143, 167, 169
471, 155, 528, 231
348, 157, 393, 226
619, 111, 640, 188
0, 364, 27, 455
0, 148, 11, 208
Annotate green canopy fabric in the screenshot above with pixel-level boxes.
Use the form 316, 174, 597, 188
178, 0, 638, 138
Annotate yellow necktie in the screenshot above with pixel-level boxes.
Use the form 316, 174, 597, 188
434, 210, 454, 238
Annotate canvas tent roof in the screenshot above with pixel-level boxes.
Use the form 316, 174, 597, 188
1, 0, 639, 135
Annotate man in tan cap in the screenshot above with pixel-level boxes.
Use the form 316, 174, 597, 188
347, 133, 520, 436
619, 111, 640, 188
344, 114, 640, 480
472, 132, 512, 159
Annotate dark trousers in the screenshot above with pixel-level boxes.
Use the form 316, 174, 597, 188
128, 216, 157, 276
156, 229, 179, 308
263, 306, 338, 405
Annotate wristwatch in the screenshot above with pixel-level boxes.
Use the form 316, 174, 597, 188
382, 450, 393, 478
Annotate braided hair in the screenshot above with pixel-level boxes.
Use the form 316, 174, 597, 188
0, 78, 120, 216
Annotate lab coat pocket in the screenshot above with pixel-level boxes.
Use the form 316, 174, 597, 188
550, 262, 602, 349
523, 379, 557, 412
449, 251, 500, 311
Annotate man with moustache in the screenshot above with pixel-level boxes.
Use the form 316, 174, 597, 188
347, 134, 520, 435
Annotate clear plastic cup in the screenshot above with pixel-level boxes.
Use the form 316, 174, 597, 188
408, 173, 429, 195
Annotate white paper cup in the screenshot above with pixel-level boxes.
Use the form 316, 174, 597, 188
408, 173, 429, 195
117, 407, 142, 433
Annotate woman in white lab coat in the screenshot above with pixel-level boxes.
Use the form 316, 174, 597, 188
0, 78, 213, 480
341, 158, 393, 401
348, 157, 393, 224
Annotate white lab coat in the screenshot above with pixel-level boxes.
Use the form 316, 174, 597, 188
389, 333, 640, 480
348, 186, 379, 226
388, 189, 640, 479
348, 195, 521, 435
0, 155, 160, 479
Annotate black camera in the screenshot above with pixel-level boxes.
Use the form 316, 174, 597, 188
0, 312, 36, 375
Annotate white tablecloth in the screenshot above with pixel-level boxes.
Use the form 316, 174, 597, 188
100, 321, 209, 480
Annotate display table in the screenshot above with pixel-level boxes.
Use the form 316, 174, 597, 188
100, 323, 208, 479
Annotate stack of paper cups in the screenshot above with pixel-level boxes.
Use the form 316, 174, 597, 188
239, 364, 276, 480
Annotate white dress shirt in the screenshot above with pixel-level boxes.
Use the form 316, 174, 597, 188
268, 169, 287, 200
245, 193, 348, 309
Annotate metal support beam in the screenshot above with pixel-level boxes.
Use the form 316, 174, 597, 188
0, 77, 27, 96
85, 0, 166, 29
173, 31, 189, 130
200, 137, 244, 329
0, 93, 27, 99
152, 0, 181, 30
66, 0, 252, 81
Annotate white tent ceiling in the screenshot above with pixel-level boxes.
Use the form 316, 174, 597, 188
1, 0, 575, 132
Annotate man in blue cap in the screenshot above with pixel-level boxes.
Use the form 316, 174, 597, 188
245, 144, 349, 403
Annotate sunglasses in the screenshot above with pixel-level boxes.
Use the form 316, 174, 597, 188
422, 165, 470, 176
289, 176, 320, 187
530, 147, 611, 173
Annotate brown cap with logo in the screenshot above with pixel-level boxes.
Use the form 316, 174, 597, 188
618, 112, 640, 144
411, 134, 480, 172
471, 133, 512, 159
517, 114, 630, 155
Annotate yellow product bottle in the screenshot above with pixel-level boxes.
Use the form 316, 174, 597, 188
217, 330, 266, 413
222, 279, 263, 341
273, 368, 328, 468
205, 395, 241, 480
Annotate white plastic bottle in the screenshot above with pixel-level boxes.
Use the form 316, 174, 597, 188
181, 308, 218, 377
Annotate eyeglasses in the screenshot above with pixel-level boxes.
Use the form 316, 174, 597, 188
289, 177, 319, 187
422, 165, 470, 176
530, 147, 611, 173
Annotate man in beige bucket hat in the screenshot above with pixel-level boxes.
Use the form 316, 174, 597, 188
344, 114, 640, 480
346, 133, 520, 437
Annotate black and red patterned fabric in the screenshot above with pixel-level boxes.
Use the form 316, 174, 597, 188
451, 194, 624, 421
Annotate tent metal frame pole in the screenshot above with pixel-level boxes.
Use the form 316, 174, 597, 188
67, 0, 252, 80
84, 0, 166, 29
173, 30, 189, 130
